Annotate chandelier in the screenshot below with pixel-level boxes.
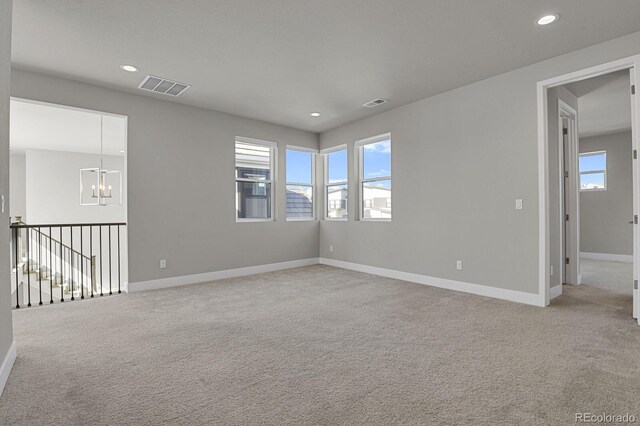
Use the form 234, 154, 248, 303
80, 115, 122, 206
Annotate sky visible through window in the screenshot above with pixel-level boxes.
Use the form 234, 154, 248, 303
286, 149, 312, 183
579, 151, 606, 190
328, 149, 347, 183
363, 139, 391, 188
579, 152, 605, 172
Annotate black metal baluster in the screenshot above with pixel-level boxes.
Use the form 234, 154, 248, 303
26, 228, 31, 307
14, 227, 20, 309
90, 226, 94, 298
49, 226, 53, 304
117, 225, 121, 294
108, 225, 112, 295
99, 226, 103, 296
60, 226, 64, 302
70, 226, 75, 301
35, 228, 41, 306
36, 227, 42, 306
80, 226, 84, 299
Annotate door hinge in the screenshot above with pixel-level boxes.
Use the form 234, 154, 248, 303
562, 127, 568, 135
635, 280, 638, 290
635, 215, 638, 225
634, 150, 638, 160
565, 257, 570, 265
632, 85, 636, 95
565, 214, 569, 221
564, 171, 569, 178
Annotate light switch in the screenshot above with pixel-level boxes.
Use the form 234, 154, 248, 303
1, 195, 4, 213
515, 199, 523, 210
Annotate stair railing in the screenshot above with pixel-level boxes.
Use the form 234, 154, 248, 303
9, 222, 126, 308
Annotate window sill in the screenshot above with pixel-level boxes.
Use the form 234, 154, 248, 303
286, 218, 317, 222
324, 218, 348, 222
360, 218, 392, 222
236, 218, 275, 223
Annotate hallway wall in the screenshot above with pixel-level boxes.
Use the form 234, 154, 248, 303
579, 130, 633, 255
0, 0, 14, 396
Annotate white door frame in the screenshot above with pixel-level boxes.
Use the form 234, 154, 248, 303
537, 55, 640, 323
557, 100, 579, 288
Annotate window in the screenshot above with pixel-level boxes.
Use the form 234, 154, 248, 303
286, 148, 315, 220
325, 148, 348, 219
579, 151, 606, 191
358, 134, 391, 220
235, 138, 276, 220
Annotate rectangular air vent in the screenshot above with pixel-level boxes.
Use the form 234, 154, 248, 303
363, 98, 388, 108
138, 75, 190, 97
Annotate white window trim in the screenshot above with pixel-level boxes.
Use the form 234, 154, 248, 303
235, 136, 277, 222
356, 133, 392, 222
579, 150, 607, 192
285, 145, 317, 221
322, 144, 349, 221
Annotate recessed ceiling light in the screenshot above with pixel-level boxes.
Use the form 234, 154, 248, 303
120, 64, 139, 72
536, 14, 559, 26
310, 112, 320, 117
119, 150, 125, 153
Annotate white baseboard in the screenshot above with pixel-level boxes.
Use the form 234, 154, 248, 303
319, 258, 543, 307
128, 258, 320, 292
550, 285, 562, 300
580, 252, 633, 263
129, 256, 543, 307
0, 341, 16, 397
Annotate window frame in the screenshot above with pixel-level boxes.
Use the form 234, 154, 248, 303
235, 136, 277, 222
579, 150, 607, 192
285, 145, 317, 221
356, 133, 392, 222
323, 144, 349, 221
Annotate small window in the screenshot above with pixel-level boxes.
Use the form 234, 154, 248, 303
325, 148, 348, 219
579, 151, 606, 191
357, 135, 391, 220
286, 148, 315, 220
235, 138, 276, 220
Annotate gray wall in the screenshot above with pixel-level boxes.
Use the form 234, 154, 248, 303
319, 30, 640, 295
11, 69, 319, 284
0, 0, 14, 369
9, 151, 25, 221
579, 131, 633, 255
547, 87, 578, 288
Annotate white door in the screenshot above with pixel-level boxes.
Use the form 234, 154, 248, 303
562, 117, 570, 284
631, 68, 639, 322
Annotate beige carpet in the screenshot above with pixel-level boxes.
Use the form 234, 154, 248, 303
580, 258, 633, 294
1, 265, 639, 425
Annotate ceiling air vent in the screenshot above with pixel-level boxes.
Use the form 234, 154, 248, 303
363, 98, 388, 108
138, 75, 190, 97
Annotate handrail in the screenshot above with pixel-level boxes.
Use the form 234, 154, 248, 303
10, 222, 126, 229
28, 227, 91, 263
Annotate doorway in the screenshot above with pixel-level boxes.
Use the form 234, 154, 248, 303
538, 57, 639, 324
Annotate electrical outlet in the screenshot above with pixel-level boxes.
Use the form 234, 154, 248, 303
456, 260, 463, 270
160, 259, 167, 269
329, 245, 334, 252
515, 199, 523, 210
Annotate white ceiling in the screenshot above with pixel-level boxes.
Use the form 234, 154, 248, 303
11, 1, 640, 133
10, 99, 127, 156
565, 70, 632, 138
